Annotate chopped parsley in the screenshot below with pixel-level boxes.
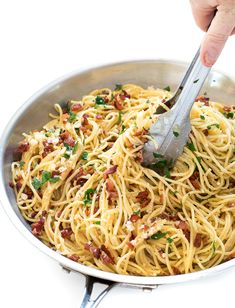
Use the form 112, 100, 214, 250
164, 86, 171, 92
207, 123, 220, 129
133, 210, 141, 216
118, 111, 123, 124
95, 221, 101, 225
19, 161, 25, 169
223, 112, 234, 119
32, 171, 61, 190
187, 142, 196, 152
173, 131, 179, 137
73, 142, 79, 154
81, 151, 88, 160
95, 96, 106, 105
114, 84, 123, 91
146, 99, 150, 104
153, 158, 173, 178
196, 156, 202, 164
68, 111, 77, 123
167, 237, 173, 244
193, 79, 199, 83
151, 231, 167, 240
200, 115, 205, 120
153, 152, 164, 159
120, 125, 126, 134
84, 188, 96, 205
63, 153, 70, 159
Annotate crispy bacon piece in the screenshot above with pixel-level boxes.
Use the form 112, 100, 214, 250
194, 233, 202, 248
60, 131, 69, 140
42, 140, 54, 158
82, 114, 89, 125
17, 142, 29, 153
223, 105, 231, 112
9, 181, 14, 188
196, 96, 209, 105
127, 242, 135, 249
113, 90, 130, 110
104, 165, 118, 179
227, 202, 235, 207
130, 214, 140, 223
106, 179, 118, 205
68, 255, 79, 262
85, 243, 101, 259
96, 114, 103, 120
160, 212, 179, 221
189, 171, 200, 190
176, 220, 190, 241
71, 103, 83, 112
172, 267, 181, 275
16, 181, 22, 191
60, 131, 75, 147
100, 245, 115, 265
61, 227, 73, 239
203, 128, 209, 136
24, 186, 33, 198
62, 113, 69, 123
52, 170, 60, 177
136, 190, 150, 208
31, 211, 47, 236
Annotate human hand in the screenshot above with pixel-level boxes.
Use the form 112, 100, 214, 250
190, 0, 235, 66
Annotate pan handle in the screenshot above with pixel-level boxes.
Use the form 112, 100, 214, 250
80, 275, 119, 308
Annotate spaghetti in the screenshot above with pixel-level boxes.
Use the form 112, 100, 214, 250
11, 84, 235, 276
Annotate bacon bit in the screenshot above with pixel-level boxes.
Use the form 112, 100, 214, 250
135, 150, 143, 163
106, 179, 118, 205
176, 221, 190, 241
86, 167, 95, 174
189, 171, 200, 189
82, 114, 89, 125
64, 135, 75, 147
68, 255, 79, 262
24, 186, 33, 198
100, 245, 115, 265
196, 96, 209, 104
42, 140, 54, 157
223, 105, 231, 112
52, 170, 60, 177
31, 212, 37, 219
172, 267, 181, 275
96, 114, 103, 120
62, 113, 69, 123
104, 165, 118, 179
203, 128, 209, 136
136, 190, 150, 208
31, 211, 47, 236
227, 202, 235, 207
85, 243, 101, 259
71, 103, 83, 112
130, 214, 140, 223
16, 181, 22, 191
160, 212, 178, 221
229, 179, 235, 188
143, 224, 149, 231
103, 96, 110, 104
113, 91, 129, 110
194, 233, 202, 248
61, 227, 73, 239
17, 142, 30, 153
60, 131, 69, 140
127, 242, 135, 250
9, 181, 14, 188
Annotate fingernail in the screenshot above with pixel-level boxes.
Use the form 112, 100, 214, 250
204, 50, 217, 67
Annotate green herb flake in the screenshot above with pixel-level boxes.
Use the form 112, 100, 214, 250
95, 96, 105, 105
81, 151, 88, 160
164, 86, 171, 92
193, 79, 199, 83
19, 161, 25, 169
63, 153, 70, 159
196, 156, 202, 164
173, 131, 179, 137
151, 231, 167, 240
133, 210, 141, 216
73, 142, 79, 154
68, 111, 77, 123
118, 111, 123, 124
223, 112, 234, 119
41, 171, 52, 184
64, 143, 73, 152
95, 221, 101, 225
167, 237, 173, 244
200, 115, 205, 120
84, 188, 96, 205
153, 152, 164, 159
120, 125, 126, 134
187, 142, 196, 152
146, 99, 150, 104
114, 84, 123, 91
49, 176, 60, 183
207, 124, 220, 129
32, 177, 42, 190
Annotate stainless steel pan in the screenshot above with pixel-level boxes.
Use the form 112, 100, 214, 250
1, 60, 235, 307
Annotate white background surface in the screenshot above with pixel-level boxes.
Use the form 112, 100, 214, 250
1, 0, 235, 307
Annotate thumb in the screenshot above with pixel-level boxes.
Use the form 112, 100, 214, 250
201, 6, 235, 67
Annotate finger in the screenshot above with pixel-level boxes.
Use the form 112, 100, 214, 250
189, 0, 215, 31
201, 6, 235, 66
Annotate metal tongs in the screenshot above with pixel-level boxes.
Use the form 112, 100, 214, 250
142, 48, 211, 171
